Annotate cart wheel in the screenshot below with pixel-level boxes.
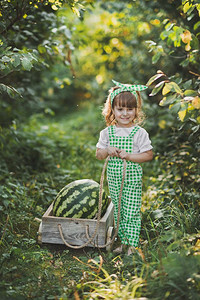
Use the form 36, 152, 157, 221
37, 222, 42, 245
106, 226, 114, 251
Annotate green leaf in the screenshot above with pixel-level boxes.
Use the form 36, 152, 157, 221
0, 63, 6, 70
171, 82, 183, 94
180, 59, 190, 67
183, 80, 192, 89
194, 21, 200, 31
178, 103, 188, 122
0, 83, 7, 93
159, 94, 177, 106
146, 73, 165, 86
165, 22, 175, 31
184, 90, 196, 97
169, 102, 181, 113
152, 52, 162, 64
0, 83, 22, 99
13, 55, 21, 67
1, 55, 10, 62
23, 30, 33, 37
191, 125, 200, 133
8, 86, 23, 99
38, 45, 46, 54
72, 6, 80, 17
149, 81, 165, 96
21, 57, 33, 71
160, 30, 169, 40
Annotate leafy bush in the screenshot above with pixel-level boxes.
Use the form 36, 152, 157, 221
0, 0, 199, 299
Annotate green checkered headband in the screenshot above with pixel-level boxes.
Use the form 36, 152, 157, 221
110, 80, 148, 106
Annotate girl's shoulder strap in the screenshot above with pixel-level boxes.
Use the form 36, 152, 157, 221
129, 125, 140, 137
108, 125, 115, 138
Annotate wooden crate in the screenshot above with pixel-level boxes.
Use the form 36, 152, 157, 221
38, 201, 114, 248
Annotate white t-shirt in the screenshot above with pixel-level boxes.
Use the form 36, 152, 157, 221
96, 125, 153, 154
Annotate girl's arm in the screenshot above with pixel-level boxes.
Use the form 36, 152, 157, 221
118, 149, 153, 163
96, 147, 119, 160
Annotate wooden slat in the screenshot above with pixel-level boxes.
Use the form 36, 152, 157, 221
41, 201, 114, 247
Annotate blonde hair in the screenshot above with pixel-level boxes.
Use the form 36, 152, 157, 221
102, 87, 145, 126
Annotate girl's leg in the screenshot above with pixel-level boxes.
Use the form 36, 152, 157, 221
120, 182, 142, 247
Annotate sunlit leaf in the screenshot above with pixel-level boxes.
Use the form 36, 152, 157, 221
158, 120, 166, 129
197, 4, 200, 17
181, 30, 192, 44
149, 81, 165, 96
184, 89, 196, 96
194, 21, 200, 31
178, 109, 187, 121
187, 103, 195, 111
146, 73, 165, 86
38, 45, 46, 54
162, 82, 183, 95
162, 83, 172, 95
183, 2, 192, 13
145, 40, 156, 47
172, 81, 184, 93
192, 96, 200, 109
165, 22, 175, 31
72, 6, 80, 17
185, 42, 191, 51
52, 5, 58, 11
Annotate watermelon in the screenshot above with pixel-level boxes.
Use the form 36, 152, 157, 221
53, 179, 109, 219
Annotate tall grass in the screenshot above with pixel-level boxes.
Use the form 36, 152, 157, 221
0, 105, 199, 299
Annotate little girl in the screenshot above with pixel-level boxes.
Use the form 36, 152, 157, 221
96, 80, 153, 255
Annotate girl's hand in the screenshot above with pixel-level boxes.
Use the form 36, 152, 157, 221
107, 147, 120, 157
118, 149, 129, 160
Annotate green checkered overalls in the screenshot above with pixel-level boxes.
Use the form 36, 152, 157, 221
107, 125, 143, 247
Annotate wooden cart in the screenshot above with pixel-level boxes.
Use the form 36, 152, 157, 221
38, 201, 115, 250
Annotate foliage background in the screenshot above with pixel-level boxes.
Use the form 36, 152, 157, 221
0, 0, 199, 299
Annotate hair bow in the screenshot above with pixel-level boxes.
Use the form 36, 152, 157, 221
110, 79, 148, 105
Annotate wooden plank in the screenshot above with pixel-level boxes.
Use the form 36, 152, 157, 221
42, 222, 105, 246
43, 202, 53, 217
42, 218, 106, 246
41, 201, 114, 247
105, 202, 114, 232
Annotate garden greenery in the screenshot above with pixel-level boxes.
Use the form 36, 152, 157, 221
0, 0, 199, 299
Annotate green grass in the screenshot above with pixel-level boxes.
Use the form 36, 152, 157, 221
0, 104, 199, 299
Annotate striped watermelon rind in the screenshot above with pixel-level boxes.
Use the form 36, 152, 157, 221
53, 179, 109, 219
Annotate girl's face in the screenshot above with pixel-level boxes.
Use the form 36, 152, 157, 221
113, 105, 136, 127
